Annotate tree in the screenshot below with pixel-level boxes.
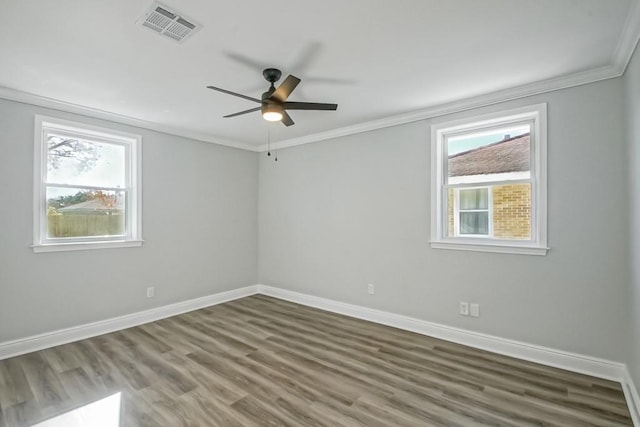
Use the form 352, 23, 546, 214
48, 136, 99, 172
47, 206, 62, 217
48, 190, 118, 210
93, 191, 117, 209
48, 190, 95, 209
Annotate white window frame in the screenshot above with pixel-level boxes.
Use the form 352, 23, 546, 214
33, 115, 143, 253
454, 187, 492, 237
430, 104, 548, 255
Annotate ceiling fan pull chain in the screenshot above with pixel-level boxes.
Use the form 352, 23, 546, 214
267, 127, 271, 157
266, 125, 278, 161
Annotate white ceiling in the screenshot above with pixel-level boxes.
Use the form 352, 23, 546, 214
0, 1, 638, 150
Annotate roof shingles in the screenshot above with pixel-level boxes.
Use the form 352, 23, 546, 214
448, 133, 530, 177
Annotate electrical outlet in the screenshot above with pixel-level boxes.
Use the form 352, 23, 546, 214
146, 287, 155, 298
367, 284, 375, 295
470, 303, 480, 317
459, 302, 469, 316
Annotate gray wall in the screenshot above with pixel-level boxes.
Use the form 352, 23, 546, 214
259, 78, 629, 362
0, 98, 259, 342
0, 71, 633, 367
626, 43, 640, 385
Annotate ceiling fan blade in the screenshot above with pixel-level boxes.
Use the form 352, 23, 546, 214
304, 76, 356, 85
271, 75, 301, 102
281, 111, 295, 127
223, 107, 261, 118
206, 86, 261, 103
284, 102, 338, 111
224, 51, 268, 71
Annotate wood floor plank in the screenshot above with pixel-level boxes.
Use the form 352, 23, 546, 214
0, 360, 33, 411
246, 349, 361, 406
91, 335, 155, 392
176, 388, 254, 427
58, 367, 99, 403
18, 353, 69, 410
2, 400, 40, 427
160, 350, 247, 406
0, 295, 633, 426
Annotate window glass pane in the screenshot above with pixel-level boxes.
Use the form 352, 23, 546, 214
447, 124, 530, 184
46, 187, 125, 238
46, 134, 126, 188
492, 183, 531, 240
460, 212, 489, 235
459, 188, 488, 210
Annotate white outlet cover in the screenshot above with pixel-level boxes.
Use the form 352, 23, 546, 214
367, 284, 375, 295
459, 302, 469, 316
470, 303, 480, 317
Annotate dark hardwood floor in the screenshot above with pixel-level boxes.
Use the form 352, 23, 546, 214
0, 295, 633, 426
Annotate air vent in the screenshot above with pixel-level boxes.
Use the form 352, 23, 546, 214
137, 2, 200, 43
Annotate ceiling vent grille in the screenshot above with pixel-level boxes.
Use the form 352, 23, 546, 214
137, 2, 200, 43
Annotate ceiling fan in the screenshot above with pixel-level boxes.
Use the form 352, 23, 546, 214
206, 68, 338, 127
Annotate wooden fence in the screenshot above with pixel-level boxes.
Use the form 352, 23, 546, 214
47, 215, 124, 237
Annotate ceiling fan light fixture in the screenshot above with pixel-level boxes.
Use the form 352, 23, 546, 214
262, 104, 283, 122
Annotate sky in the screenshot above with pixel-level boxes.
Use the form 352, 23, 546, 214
47, 139, 125, 199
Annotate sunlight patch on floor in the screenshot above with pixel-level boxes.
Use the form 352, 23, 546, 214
32, 392, 121, 427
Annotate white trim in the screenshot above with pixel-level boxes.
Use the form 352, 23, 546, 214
0, 285, 260, 360
430, 104, 547, 255
0, 86, 260, 152
33, 115, 143, 252
0, 282, 635, 410
37, 115, 142, 143
260, 65, 622, 152
430, 241, 548, 256
623, 366, 640, 427
448, 171, 530, 185
613, 0, 640, 75
32, 240, 144, 253
256, 285, 624, 381
1, 26, 638, 157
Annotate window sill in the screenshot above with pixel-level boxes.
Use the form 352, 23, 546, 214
430, 240, 548, 256
32, 240, 144, 253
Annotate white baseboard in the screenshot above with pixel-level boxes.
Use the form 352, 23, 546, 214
0, 285, 259, 360
257, 285, 640, 424
1, 282, 637, 425
623, 367, 640, 427
257, 285, 626, 382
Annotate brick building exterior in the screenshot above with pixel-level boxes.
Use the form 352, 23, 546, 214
447, 134, 531, 239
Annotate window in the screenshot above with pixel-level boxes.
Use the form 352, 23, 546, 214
33, 116, 142, 252
431, 104, 547, 255
456, 187, 490, 236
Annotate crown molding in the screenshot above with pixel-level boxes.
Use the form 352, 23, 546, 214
613, 0, 640, 73
258, 0, 640, 152
2, 0, 640, 155
0, 59, 626, 156
0, 86, 260, 152
258, 64, 621, 152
